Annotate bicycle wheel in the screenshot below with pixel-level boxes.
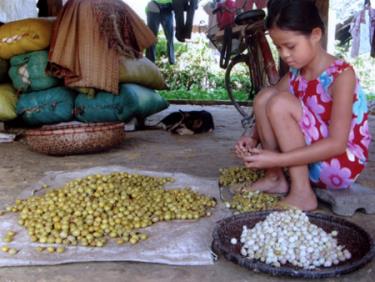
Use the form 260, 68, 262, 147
225, 37, 269, 127
225, 54, 255, 118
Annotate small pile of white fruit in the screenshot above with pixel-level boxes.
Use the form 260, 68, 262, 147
233, 209, 352, 269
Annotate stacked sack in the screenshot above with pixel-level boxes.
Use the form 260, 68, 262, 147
0, 18, 169, 127
0, 56, 16, 121
0, 18, 75, 126
0, 20, 51, 121
75, 57, 169, 124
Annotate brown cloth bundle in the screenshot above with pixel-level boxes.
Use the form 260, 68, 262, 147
48, 0, 156, 94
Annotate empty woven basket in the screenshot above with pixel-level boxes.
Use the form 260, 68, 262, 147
25, 122, 125, 156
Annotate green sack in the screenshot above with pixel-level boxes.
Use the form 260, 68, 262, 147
122, 84, 169, 119
16, 87, 75, 126
0, 83, 18, 121
9, 50, 60, 92
0, 58, 8, 83
119, 57, 167, 90
75, 83, 169, 123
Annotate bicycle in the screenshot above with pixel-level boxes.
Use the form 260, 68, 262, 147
208, 8, 280, 129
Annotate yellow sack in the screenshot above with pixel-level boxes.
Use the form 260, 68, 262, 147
119, 57, 167, 90
0, 84, 18, 121
0, 18, 53, 60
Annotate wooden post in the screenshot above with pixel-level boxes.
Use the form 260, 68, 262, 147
37, 0, 63, 17
315, 0, 329, 49
47, 0, 63, 16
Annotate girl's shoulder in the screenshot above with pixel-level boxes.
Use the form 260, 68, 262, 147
327, 59, 357, 97
326, 58, 354, 76
306, 58, 355, 88
288, 58, 356, 85
325, 59, 358, 90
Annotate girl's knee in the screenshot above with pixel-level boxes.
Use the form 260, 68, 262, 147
266, 93, 287, 117
266, 92, 301, 119
253, 87, 278, 109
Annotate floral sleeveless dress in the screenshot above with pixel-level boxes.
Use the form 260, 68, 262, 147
289, 59, 371, 189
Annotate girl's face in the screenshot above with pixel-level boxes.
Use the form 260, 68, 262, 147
269, 27, 321, 69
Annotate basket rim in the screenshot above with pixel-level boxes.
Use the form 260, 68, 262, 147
212, 211, 375, 278
25, 122, 125, 136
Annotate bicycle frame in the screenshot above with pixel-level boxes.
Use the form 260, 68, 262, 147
207, 8, 280, 127
256, 31, 279, 85
224, 18, 279, 128
241, 21, 279, 86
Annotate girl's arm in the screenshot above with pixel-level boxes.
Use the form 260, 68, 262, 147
278, 68, 355, 167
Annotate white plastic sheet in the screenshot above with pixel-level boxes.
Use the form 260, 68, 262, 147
0, 0, 38, 23
0, 166, 231, 267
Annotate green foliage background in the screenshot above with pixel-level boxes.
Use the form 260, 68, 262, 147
155, 35, 249, 101
154, 0, 374, 101
331, 0, 375, 98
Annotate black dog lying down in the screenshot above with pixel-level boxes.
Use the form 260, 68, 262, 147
157, 110, 215, 135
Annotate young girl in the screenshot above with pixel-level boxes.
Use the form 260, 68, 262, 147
235, 0, 371, 211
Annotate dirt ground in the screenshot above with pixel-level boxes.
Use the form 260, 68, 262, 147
0, 104, 374, 282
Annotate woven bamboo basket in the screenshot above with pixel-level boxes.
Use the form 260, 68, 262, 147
212, 211, 375, 278
25, 122, 125, 156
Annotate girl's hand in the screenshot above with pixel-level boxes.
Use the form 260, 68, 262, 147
243, 148, 282, 169
235, 136, 258, 159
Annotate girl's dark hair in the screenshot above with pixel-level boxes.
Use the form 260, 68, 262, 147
265, 0, 325, 35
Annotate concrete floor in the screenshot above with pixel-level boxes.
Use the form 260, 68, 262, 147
0, 104, 374, 282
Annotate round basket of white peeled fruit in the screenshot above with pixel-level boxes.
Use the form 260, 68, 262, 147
211, 209, 375, 278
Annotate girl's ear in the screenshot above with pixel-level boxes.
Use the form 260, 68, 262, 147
311, 27, 322, 44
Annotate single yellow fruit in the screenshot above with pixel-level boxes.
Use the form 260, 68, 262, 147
8, 248, 18, 255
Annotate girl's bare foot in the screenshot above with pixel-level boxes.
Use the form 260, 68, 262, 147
250, 173, 289, 194
231, 170, 289, 195
278, 188, 318, 211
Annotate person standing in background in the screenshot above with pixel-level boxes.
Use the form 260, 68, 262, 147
146, 0, 176, 64
172, 0, 199, 42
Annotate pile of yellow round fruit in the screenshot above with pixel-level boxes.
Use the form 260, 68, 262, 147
226, 191, 280, 212
218, 167, 264, 187
219, 167, 280, 212
4, 172, 217, 248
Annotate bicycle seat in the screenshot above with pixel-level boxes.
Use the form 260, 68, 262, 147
235, 9, 266, 26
